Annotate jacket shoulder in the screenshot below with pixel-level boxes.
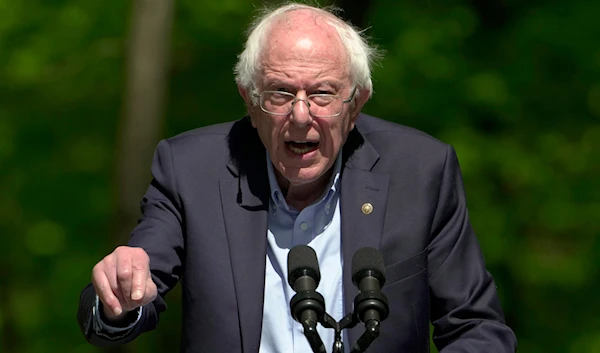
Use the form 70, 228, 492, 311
166, 120, 235, 145
356, 113, 450, 154
155, 118, 263, 179
150, 120, 238, 180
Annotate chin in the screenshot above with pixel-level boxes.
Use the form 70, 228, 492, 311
285, 170, 326, 187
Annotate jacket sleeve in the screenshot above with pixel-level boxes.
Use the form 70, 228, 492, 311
77, 139, 185, 346
427, 145, 517, 352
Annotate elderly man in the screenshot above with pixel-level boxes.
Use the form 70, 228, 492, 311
78, 3, 517, 353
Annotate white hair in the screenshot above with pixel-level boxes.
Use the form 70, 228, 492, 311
234, 3, 380, 101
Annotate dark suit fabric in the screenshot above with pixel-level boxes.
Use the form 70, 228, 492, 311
78, 114, 517, 352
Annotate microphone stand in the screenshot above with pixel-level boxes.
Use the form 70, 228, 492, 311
320, 312, 355, 353
348, 316, 381, 353
300, 310, 327, 353
290, 290, 327, 353
319, 311, 381, 353
293, 294, 385, 353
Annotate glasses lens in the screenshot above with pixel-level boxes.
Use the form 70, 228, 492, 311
261, 92, 293, 114
260, 92, 344, 117
308, 95, 342, 117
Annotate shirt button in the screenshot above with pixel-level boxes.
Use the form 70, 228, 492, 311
300, 222, 308, 231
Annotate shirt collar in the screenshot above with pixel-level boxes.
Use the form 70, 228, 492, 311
266, 150, 342, 211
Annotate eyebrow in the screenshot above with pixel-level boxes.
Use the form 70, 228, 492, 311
312, 81, 341, 89
263, 79, 294, 88
262, 79, 343, 91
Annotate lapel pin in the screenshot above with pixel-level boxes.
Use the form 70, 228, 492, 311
361, 202, 373, 215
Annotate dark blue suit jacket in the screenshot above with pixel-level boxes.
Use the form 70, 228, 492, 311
78, 114, 517, 352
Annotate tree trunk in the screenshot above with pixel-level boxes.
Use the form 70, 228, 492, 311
115, 0, 175, 243
112, 0, 174, 350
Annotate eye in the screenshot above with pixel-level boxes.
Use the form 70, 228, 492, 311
310, 95, 335, 106
263, 91, 294, 108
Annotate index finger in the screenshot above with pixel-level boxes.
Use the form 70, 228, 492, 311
130, 251, 150, 301
92, 266, 122, 316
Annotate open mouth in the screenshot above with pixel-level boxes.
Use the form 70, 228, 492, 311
285, 141, 319, 155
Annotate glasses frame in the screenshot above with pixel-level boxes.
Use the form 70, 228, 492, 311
254, 86, 358, 118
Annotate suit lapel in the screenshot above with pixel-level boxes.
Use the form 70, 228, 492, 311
220, 175, 268, 353
221, 120, 270, 353
340, 130, 390, 346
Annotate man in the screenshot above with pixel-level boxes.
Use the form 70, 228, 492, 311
78, 3, 517, 352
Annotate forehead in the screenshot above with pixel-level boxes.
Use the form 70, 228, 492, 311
259, 10, 349, 84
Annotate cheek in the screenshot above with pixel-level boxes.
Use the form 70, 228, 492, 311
319, 117, 353, 153
322, 119, 346, 143
255, 116, 284, 149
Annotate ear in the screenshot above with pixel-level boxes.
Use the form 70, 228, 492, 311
349, 87, 371, 129
238, 83, 252, 106
238, 84, 258, 128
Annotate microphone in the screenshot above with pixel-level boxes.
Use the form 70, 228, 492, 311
288, 244, 321, 295
288, 245, 326, 353
351, 247, 389, 348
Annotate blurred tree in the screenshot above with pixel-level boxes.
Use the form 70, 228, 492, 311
116, 0, 175, 247
0, 0, 598, 352
335, 0, 372, 28
110, 0, 174, 353
112, 1, 176, 353
469, 0, 509, 29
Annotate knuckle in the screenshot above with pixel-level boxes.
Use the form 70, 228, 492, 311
114, 245, 130, 255
132, 247, 149, 260
103, 294, 116, 305
96, 286, 112, 300
117, 267, 132, 280
92, 263, 103, 275
92, 263, 107, 282
115, 245, 128, 252
132, 261, 147, 271
101, 253, 116, 267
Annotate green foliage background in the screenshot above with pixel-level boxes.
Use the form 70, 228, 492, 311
0, 0, 598, 352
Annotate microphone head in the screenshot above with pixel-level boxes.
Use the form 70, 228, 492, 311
287, 245, 321, 288
352, 247, 386, 286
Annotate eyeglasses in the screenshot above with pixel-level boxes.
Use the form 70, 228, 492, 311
254, 87, 357, 118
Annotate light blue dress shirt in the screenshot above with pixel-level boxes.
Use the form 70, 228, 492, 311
259, 152, 346, 353
94, 153, 347, 352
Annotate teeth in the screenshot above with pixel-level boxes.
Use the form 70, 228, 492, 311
285, 140, 318, 154
288, 145, 314, 154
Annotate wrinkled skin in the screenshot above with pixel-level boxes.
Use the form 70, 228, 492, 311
238, 9, 370, 210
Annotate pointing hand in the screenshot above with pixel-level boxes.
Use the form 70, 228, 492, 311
92, 246, 157, 320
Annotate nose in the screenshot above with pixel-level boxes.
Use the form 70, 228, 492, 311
289, 92, 312, 127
